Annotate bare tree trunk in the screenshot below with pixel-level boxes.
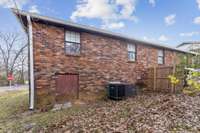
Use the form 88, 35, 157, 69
21, 61, 24, 84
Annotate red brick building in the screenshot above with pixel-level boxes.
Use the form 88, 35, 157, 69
13, 10, 188, 109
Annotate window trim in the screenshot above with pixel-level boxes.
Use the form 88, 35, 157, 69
64, 30, 81, 56
127, 43, 137, 62
157, 49, 165, 65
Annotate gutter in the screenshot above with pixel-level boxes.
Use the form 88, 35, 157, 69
27, 15, 35, 110
12, 9, 193, 54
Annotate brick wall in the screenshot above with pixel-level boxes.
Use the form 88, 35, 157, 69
32, 22, 179, 109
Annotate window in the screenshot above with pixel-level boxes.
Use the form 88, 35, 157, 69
127, 44, 136, 61
158, 50, 164, 64
65, 31, 80, 55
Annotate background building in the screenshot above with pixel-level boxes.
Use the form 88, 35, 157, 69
177, 42, 200, 66
177, 42, 200, 54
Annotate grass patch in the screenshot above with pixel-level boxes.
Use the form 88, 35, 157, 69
0, 90, 28, 120
3, 106, 85, 132
0, 90, 84, 132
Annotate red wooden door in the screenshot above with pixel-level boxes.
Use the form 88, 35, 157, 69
56, 74, 79, 102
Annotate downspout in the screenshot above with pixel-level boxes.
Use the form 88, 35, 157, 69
27, 15, 35, 110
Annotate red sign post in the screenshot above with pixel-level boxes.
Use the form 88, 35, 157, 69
7, 74, 14, 88
7, 74, 14, 81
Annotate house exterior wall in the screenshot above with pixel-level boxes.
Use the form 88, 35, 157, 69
32, 22, 179, 109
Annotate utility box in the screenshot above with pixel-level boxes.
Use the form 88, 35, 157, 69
107, 82, 136, 100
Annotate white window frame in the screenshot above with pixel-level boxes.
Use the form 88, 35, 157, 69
64, 31, 81, 55
127, 44, 136, 61
158, 49, 164, 64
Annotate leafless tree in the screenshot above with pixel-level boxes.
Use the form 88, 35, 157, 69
14, 47, 28, 84
0, 32, 27, 85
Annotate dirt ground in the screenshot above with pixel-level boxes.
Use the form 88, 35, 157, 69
1, 90, 200, 133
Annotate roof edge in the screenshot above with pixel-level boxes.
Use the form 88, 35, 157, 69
12, 9, 193, 54
177, 42, 200, 48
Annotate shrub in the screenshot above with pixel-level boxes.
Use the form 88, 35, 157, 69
187, 71, 200, 90
168, 75, 180, 85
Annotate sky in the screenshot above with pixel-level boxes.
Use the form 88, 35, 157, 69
0, 0, 200, 48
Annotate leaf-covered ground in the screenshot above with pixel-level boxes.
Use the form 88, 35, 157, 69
45, 93, 200, 133
1, 90, 200, 133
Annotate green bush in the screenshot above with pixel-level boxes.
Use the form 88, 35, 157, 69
187, 71, 200, 90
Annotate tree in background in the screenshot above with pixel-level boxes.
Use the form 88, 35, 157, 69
14, 48, 28, 84
0, 32, 28, 85
178, 52, 200, 68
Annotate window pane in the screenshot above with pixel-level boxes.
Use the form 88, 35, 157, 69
158, 50, 163, 57
65, 42, 71, 53
70, 32, 76, 42
158, 57, 163, 64
128, 44, 135, 52
128, 52, 135, 61
65, 42, 80, 55
65, 31, 80, 43
75, 32, 80, 43
65, 31, 71, 42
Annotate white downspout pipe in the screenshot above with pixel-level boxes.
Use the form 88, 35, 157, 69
27, 15, 35, 110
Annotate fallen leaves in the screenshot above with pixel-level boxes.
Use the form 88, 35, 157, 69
43, 93, 200, 132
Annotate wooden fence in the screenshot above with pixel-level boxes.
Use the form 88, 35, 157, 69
143, 65, 185, 93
